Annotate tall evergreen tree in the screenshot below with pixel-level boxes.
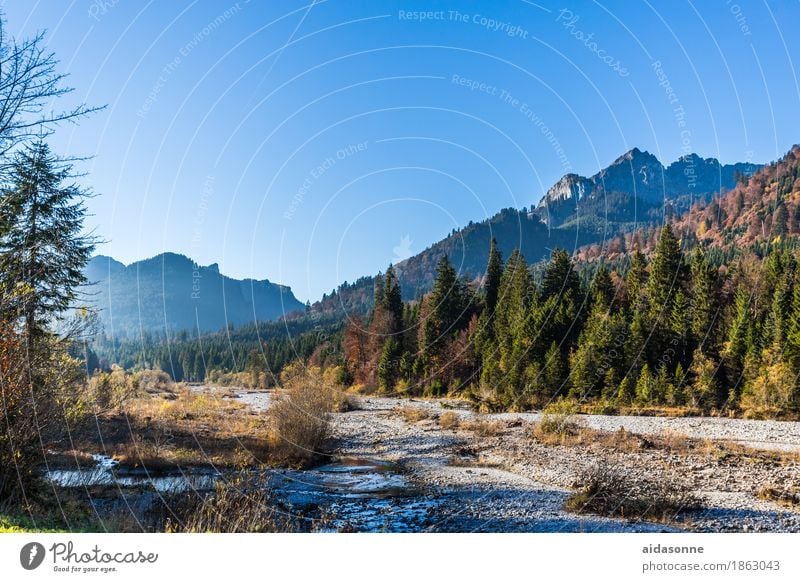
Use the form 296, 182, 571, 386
590, 264, 614, 308
382, 264, 403, 333
0, 141, 95, 347
724, 287, 752, 395
484, 238, 503, 319
689, 247, 717, 354
487, 250, 532, 402
419, 255, 468, 387
625, 250, 648, 309
767, 266, 793, 352
542, 248, 580, 301
785, 275, 800, 371
648, 224, 684, 321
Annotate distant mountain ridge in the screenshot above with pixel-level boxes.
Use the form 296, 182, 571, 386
532, 148, 761, 232
89, 148, 766, 334
310, 148, 763, 317
83, 253, 305, 336
575, 145, 800, 262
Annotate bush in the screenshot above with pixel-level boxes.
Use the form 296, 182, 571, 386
0, 326, 84, 501
267, 363, 345, 465
133, 369, 173, 394
87, 365, 142, 410
565, 464, 698, 522
206, 368, 275, 390
438, 411, 460, 430
536, 399, 582, 439
459, 417, 504, 437
397, 405, 430, 423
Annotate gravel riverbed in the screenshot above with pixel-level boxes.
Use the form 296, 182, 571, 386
228, 390, 800, 532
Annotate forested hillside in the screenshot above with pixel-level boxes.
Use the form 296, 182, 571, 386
93, 148, 800, 419
337, 147, 800, 417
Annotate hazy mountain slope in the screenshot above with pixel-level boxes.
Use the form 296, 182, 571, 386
83, 253, 305, 335
309, 208, 583, 317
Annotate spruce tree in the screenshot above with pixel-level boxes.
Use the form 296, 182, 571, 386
382, 264, 403, 333
724, 286, 752, 394
420, 255, 467, 388
426, 254, 466, 337
590, 264, 614, 308
542, 248, 580, 301
785, 275, 800, 371
484, 238, 503, 319
689, 247, 717, 354
767, 268, 793, 352
648, 224, 684, 321
491, 250, 532, 402
626, 250, 648, 309
0, 141, 95, 348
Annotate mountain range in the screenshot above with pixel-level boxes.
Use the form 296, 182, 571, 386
84, 147, 766, 333
83, 253, 305, 336
576, 145, 800, 262
310, 148, 763, 316
531, 148, 761, 232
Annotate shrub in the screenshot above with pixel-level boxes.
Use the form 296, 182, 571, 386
459, 418, 503, 437
397, 405, 430, 423
438, 411, 460, 430
536, 399, 582, 440
757, 486, 800, 508
565, 464, 698, 522
133, 369, 173, 394
206, 368, 275, 390
267, 363, 345, 465
394, 378, 411, 395
87, 365, 143, 410
0, 325, 84, 501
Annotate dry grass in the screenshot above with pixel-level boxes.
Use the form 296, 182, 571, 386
458, 418, 504, 437
109, 387, 273, 467
438, 411, 461, 430
266, 369, 345, 466
533, 400, 583, 444
616, 406, 704, 418
166, 476, 294, 532
397, 405, 431, 423
565, 464, 699, 523
447, 455, 502, 469
757, 487, 800, 508
706, 440, 800, 465
399, 405, 503, 437
659, 430, 692, 453
530, 400, 584, 444
531, 420, 800, 472
68, 364, 358, 473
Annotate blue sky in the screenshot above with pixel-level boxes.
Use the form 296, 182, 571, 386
2, 0, 799, 301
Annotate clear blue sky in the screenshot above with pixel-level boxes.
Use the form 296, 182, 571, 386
2, 0, 799, 301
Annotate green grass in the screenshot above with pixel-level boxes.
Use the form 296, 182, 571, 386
0, 511, 70, 533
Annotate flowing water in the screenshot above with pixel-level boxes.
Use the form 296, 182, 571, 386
44, 454, 436, 531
